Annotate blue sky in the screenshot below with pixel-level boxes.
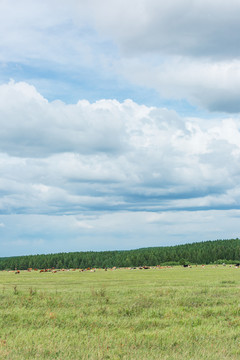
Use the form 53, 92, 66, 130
1, 0, 240, 256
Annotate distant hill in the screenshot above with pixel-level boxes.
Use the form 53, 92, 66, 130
0, 238, 240, 270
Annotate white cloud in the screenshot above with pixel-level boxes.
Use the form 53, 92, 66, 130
0, 81, 128, 157
0, 81, 240, 218
0, 82, 240, 254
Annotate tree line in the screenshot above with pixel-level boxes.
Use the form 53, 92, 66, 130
0, 238, 240, 270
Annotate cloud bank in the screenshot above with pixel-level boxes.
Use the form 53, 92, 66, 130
1, 81, 240, 214
0, 81, 240, 254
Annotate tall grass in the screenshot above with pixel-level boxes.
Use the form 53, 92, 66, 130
0, 266, 239, 359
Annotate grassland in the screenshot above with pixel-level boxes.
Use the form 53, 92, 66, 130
0, 266, 240, 359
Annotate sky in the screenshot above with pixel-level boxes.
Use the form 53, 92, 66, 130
1, 0, 240, 256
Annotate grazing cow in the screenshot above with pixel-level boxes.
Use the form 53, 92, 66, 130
15, 270, 20, 274
183, 264, 189, 267
235, 263, 240, 267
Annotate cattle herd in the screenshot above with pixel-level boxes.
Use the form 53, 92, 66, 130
12, 265, 165, 274
10, 263, 240, 274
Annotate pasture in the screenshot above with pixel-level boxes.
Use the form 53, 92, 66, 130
0, 266, 239, 359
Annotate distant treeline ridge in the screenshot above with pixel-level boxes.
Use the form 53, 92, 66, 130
0, 238, 240, 270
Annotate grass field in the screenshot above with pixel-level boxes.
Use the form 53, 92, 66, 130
0, 266, 240, 359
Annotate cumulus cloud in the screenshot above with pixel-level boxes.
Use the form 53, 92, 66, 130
1, 81, 240, 216
0, 81, 239, 254
0, 81, 128, 157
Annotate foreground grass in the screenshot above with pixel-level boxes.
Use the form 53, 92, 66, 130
0, 266, 240, 359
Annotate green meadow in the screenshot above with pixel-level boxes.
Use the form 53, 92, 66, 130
0, 266, 240, 359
